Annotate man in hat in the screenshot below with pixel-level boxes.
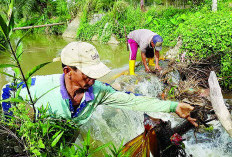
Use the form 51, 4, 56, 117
127, 29, 163, 75
1, 42, 197, 127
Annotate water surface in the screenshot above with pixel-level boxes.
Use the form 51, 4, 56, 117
0, 34, 168, 89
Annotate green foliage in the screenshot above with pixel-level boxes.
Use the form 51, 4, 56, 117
111, 1, 129, 20
1, 104, 79, 156
140, 6, 187, 44
106, 141, 130, 157
0, 0, 14, 39
76, 3, 190, 45
2, 0, 71, 35
0, 0, 51, 122
76, 1, 231, 90
219, 53, 232, 89
177, 10, 231, 59
25, 62, 51, 80
168, 86, 178, 99
176, 5, 232, 89
0, 63, 17, 68
76, 9, 95, 41
0, 34, 6, 50
60, 130, 110, 156
1, 104, 125, 156
204, 125, 214, 132
154, 0, 163, 5
76, 3, 144, 43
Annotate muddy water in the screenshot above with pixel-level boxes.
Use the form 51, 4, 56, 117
0, 34, 169, 89
0, 35, 127, 89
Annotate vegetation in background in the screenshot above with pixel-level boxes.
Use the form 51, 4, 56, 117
0, 0, 72, 35
76, 0, 231, 90
176, 3, 232, 89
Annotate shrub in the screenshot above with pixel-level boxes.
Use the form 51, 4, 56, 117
76, 1, 231, 89
176, 5, 232, 89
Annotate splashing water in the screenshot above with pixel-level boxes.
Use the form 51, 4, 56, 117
76, 72, 232, 156
184, 121, 232, 157
76, 105, 232, 156
135, 75, 163, 97
76, 106, 177, 147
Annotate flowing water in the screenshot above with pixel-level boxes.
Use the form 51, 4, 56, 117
0, 34, 135, 89
0, 34, 232, 156
78, 76, 232, 157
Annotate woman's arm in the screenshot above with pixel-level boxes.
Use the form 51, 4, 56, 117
155, 50, 162, 71
141, 52, 150, 72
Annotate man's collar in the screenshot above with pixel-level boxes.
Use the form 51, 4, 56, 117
60, 74, 94, 102
85, 86, 94, 102
60, 74, 69, 99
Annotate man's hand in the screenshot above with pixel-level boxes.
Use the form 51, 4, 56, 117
175, 103, 198, 127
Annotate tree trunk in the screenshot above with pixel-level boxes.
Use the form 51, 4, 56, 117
140, 0, 145, 12
212, 0, 217, 12
208, 71, 232, 137
13, 23, 65, 30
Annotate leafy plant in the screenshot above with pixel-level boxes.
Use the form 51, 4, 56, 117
105, 141, 131, 157
168, 86, 178, 99
1, 103, 79, 156
176, 5, 232, 90
0, 1, 53, 121
1, 2, 129, 156
204, 125, 214, 132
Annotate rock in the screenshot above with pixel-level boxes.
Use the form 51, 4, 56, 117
62, 16, 80, 39
99, 23, 119, 44
111, 82, 122, 91
90, 14, 105, 25
165, 36, 182, 59
111, 67, 164, 97
166, 70, 180, 85
107, 35, 120, 45
92, 35, 98, 41
14, 146, 23, 153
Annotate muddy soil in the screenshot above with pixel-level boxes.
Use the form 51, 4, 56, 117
0, 131, 24, 157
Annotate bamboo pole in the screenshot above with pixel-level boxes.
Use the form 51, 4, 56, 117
13, 22, 65, 30
208, 71, 232, 137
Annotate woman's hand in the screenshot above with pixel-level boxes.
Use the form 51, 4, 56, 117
175, 103, 198, 127
145, 66, 151, 73
155, 65, 162, 71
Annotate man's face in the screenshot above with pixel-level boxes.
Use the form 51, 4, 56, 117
64, 67, 95, 103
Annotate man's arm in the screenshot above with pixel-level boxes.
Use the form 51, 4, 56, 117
101, 91, 178, 113
100, 89, 197, 126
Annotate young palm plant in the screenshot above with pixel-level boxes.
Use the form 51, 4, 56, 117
0, 0, 50, 122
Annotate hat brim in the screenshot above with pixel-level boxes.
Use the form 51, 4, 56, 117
79, 62, 111, 79
155, 46, 162, 51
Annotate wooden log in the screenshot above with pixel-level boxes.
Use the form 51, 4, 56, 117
13, 22, 65, 30
208, 71, 232, 137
